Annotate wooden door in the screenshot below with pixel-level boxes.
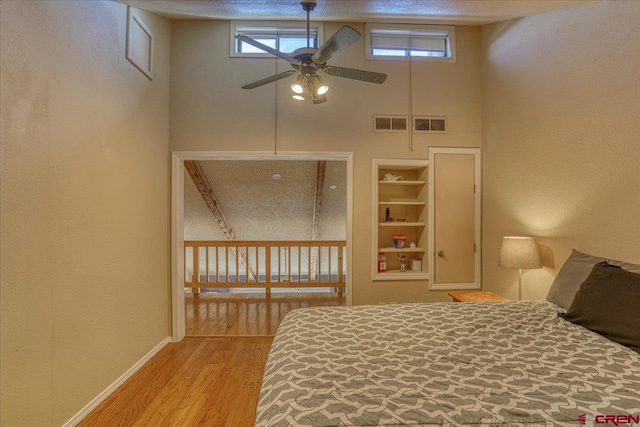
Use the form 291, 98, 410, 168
428, 148, 480, 289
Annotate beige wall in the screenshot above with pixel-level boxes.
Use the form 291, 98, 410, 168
8, 2, 635, 422
0, 2, 171, 426
170, 21, 482, 304
481, 1, 640, 300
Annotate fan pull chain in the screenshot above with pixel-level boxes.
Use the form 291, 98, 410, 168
408, 55, 414, 152
274, 56, 278, 155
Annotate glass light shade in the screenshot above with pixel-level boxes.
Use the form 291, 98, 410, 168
292, 94, 305, 100
291, 74, 305, 94
312, 75, 329, 95
498, 236, 542, 269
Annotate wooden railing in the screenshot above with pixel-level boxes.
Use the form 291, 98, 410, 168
184, 240, 346, 295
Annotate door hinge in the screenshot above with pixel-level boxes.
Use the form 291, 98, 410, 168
474, 243, 476, 252
474, 184, 476, 193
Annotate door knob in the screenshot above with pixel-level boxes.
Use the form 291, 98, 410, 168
437, 250, 445, 257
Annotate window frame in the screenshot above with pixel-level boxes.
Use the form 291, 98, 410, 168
230, 21, 325, 58
365, 23, 456, 62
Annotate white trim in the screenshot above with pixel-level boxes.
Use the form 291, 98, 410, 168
172, 150, 351, 161
365, 23, 456, 62
372, 115, 409, 133
126, 6, 154, 80
171, 151, 354, 339
371, 158, 429, 282
413, 116, 448, 134
171, 154, 186, 342
427, 147, 481, 290
62, 337, 172, 427
229, 21, 324, 58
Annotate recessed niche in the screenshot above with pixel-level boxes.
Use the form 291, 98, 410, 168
126, 7, 154, 80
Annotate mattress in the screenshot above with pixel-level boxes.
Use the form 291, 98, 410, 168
255, 300, 640, 426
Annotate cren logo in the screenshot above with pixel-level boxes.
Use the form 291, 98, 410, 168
578, 413, 640, 426
578, 414, 595, 425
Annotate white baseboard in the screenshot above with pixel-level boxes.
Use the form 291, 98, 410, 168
62, 336, 172, 427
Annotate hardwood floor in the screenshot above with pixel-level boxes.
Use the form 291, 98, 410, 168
186, 291, 345, 336
79, 292, 344, 426
78, 337, 273, 427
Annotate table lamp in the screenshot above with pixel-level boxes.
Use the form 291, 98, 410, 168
498, 236, 542, 300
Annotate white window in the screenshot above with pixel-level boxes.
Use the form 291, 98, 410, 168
230, 21, 324, 57
365, 23, 455, 61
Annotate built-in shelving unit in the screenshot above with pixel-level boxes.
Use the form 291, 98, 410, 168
372, 159, 429, 281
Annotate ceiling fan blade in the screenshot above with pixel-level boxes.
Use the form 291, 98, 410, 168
312, 26, 361, 64
324, 66, 387, 84
241, 70, 297, 89
312, 94, 328, 104
235, 35, 301, 65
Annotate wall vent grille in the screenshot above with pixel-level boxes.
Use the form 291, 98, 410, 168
373, 115, 408, 132
413, 116, 447, 133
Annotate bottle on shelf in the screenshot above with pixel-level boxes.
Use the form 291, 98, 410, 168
385, 207, 391, 222
378, 252, 387, 273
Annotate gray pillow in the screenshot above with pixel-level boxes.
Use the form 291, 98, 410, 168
562, 262, 640, 353
546, 249, 640, 309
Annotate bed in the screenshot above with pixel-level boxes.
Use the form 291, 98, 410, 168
255, 251, 640, 427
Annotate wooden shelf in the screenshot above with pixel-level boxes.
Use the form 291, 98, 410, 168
373, 159, 429, 283
379, 201, 426, 206
378, 247, 425, 253
372, 271, 429, 281
378, 180, 425, 186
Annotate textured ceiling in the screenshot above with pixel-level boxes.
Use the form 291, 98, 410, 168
116, 0, 593, 25
184, 160, 347, 241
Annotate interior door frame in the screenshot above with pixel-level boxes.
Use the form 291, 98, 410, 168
171, 151, 354, 342
427, 147, 481, 290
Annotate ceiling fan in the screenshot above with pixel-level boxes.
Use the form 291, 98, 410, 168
235, 0, 387, 104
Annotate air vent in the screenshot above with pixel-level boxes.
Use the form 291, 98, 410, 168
413, 116, 448, 133
373, 115, 408, 132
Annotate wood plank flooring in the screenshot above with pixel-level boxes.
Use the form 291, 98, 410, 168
186, 291, 345, 336
77, 337, 273, 427
79, 292, 344, 426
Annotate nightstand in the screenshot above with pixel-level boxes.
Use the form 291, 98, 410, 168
448, 291, 509, 302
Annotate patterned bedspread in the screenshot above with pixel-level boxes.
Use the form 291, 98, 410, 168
255, 300, 640, 426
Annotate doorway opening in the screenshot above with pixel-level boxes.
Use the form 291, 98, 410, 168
171, 152, 353, 341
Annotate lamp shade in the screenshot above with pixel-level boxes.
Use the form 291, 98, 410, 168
498, 236, 542, 269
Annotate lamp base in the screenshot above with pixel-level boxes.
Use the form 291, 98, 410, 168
518, 268, 523, 300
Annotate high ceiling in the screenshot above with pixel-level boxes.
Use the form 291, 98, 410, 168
116, 0, 593, 25
184, 160, 347, 241
156, 0, 593, 241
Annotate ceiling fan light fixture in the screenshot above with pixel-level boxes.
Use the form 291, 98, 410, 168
291, 74, 305, 94
316, 83, 329, 95
238, 1, 387, 105
304, 74, 328, 96
311, 94, 327, 104
313, 75, 329, 95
